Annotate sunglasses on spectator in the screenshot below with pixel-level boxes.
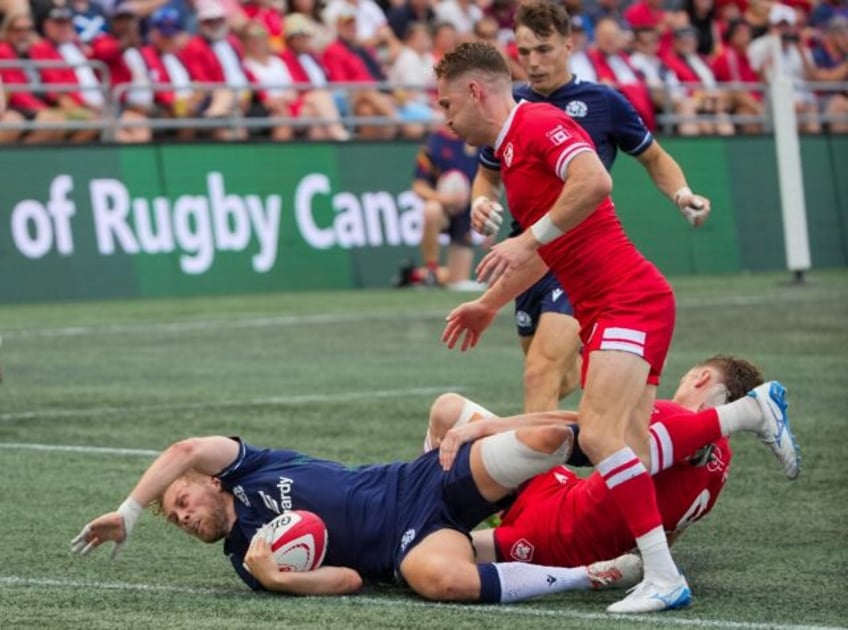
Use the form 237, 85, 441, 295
9, 24, 35, 32
477, 30, 498, 39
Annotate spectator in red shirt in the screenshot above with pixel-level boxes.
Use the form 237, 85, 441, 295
0, 11, 67, 142
90, 2, 152, 142
240, 0, 285, 51
586, 16, 657, 129
180, 0, 251, 139
140, 7, 210, 139
322, 3, 402, 138
711, 18, 765, 133
30, 1, 149, 142
661, 25, 736, 134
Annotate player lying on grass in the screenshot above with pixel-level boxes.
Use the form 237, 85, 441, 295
70, 417, 643, 602
70, 372, 798, 609
424, 355, 800, 578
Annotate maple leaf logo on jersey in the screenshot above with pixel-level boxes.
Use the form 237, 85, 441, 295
510, 538, 535, 562
503, 142, 514, 167
565, 100, 588, 118
545, 125, 571, 146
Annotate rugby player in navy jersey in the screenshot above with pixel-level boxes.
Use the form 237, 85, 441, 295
470, 0, 712, 413
70, 422, 645, 602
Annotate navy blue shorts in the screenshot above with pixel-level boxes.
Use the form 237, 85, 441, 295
514, 271, 575, 337
392, 443, 502, 579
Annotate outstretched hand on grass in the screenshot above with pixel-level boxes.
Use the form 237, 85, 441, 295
70, 513, 128, 559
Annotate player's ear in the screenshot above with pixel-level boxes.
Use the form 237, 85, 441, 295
694, 368, 713, 389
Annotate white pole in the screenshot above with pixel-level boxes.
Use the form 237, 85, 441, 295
768, 36, 811, 279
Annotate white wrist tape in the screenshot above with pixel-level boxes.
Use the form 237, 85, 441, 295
472, 195, 491, 212
118, 497, 144, 537
673, 186, 693, 209
530, 213, 564, 245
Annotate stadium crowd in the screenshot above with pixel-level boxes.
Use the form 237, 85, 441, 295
0, 0, 846, 143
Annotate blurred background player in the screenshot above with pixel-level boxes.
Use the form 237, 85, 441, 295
394, 124, 484, 290
470, 1, 711, 413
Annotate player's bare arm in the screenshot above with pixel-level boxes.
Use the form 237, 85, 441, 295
71, 436, 240, 557
476, 151, 610, 286
636, 142, 711, 227
443, 254, 547, 351
243, 533, 363, 595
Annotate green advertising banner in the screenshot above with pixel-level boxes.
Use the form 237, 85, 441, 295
0, 137, 845, 304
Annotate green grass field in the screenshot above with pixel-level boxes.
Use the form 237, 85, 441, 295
1, 270, 846, 629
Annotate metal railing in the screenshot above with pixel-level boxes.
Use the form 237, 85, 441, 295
1, 57, 846, 141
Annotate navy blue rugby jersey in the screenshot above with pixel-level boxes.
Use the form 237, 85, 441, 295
218, 439, 406, 588
414, 129, 480, 187
479, 76, 653, 173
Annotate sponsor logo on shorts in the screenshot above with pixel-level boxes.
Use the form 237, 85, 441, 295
552, 288, 563, 302
516, 310, 532, 328
510, 538, 535, 562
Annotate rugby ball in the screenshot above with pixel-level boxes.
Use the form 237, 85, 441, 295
265, 510, 328, 572
437, 169, 471, 206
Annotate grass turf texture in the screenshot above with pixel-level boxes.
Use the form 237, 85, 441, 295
0, 270, 846, 629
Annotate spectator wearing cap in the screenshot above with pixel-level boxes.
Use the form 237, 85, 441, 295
433, 0, 482, 37
30, 1, 150, 142
241, 18, 350, 140
711, 18, 766, 133
743, 0, 773, 39
287, 0, 336, 52
586, 16, 657, 129
748, 2, 821, 132
810, 14, 848, 132
321, 3, 403, 139
180, 0, 251, 138
87, 1, 154, 141
623, 0, 677, 48
240, 0, 284, 51
140, 6, 208, 138
661, 24, 736, 134
0, 11, 68, 142
324, 0, 399, 58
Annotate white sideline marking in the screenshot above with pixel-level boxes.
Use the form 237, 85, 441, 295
0, 443, 159, 456
0, 576, 843, 630
2, 291, 843, 341
0, 386, 457, 422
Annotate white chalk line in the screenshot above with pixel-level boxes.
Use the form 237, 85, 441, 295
2, 290, 844, 341
0, 386, 458, 422
0, 575, 842, 630
0, 442, 160, 456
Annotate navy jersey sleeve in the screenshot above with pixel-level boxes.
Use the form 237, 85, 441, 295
607, 89, 654, 157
